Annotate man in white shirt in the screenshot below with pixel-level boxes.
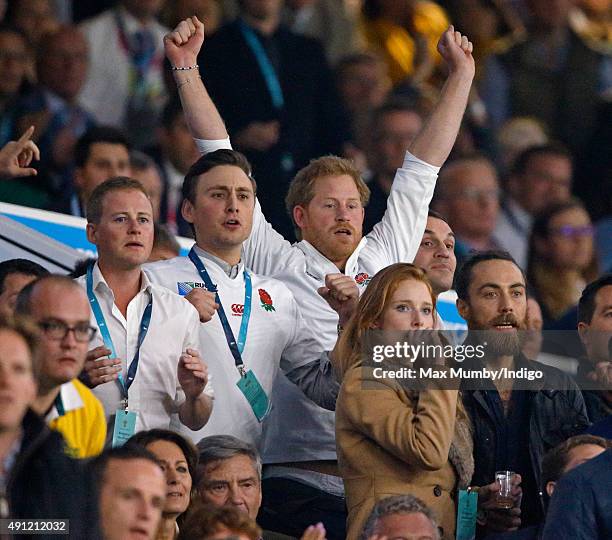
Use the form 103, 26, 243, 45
78, 0, 169, 148
77, 177, 213, 444
145, 150, 339, 447
164, 17, 474, 539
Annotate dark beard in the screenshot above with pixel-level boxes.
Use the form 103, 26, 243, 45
482, 329, 521, 357
470, 313, 525, 358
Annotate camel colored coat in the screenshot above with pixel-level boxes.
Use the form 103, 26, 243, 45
336, 366, 459, 540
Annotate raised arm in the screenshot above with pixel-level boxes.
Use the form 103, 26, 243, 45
409, 26, 475, 167
164, 17, 228, 141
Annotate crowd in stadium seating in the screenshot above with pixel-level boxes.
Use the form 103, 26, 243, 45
0, 1, 610, 539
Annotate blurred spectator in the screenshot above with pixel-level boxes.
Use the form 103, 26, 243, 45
0, 314, 100, 537
541, 434, 609, 507
576, 274, 612, 424
129, 429, 199, 540
130, 149, 163, 222
527, 199, 597, 327
177, 504, 262, 540
56, 126, 131, 216
360, 0, 449, 86
363, 98, 424, 233
161, 0, 222, 37
5, 0, 60, 47
496, 116, 548, 173
488, 434, 610, 540
284, 0, 365, 64
493, 143, 573, 269
333, 263, 473, 539
16, 275, 107, 458
0, 125, 40, 184
542, 449, 612, 539
198, 0, 348, 240
79, 0, 169, 149
15, 25, 95, 204
334, 51, 391, 156
480, 0, 609, 158
456, 251, 589, 530
0, 25, 30, 147
567, 0, 612, 56
0, 257, 48, 318
92, 445, 166, 540
522, 296, 544, 361
150, 98, 199, 234
149, 223, 181, 262
360, 494, 441, 540
443, 0, 527, 65
432, 155, 501, 266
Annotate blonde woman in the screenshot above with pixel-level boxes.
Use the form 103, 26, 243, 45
331, 263, 473, 539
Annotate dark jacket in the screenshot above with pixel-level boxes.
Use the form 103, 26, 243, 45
462, 354, 590, 524
5, 410, 101, 539
542, 449, 612, 540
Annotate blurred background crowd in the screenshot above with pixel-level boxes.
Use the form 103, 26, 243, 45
0, 0, 610, 333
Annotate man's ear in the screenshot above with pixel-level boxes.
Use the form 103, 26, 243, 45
293, 205, 306, 230
457, 298, 470, 320
182, 198, 195, 224
546, 480, 556, 498
86, 222, 97, 244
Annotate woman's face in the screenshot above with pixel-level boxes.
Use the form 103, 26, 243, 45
147, 440, 192, 516
375, 278, 435, 331
544, 207, 593, 271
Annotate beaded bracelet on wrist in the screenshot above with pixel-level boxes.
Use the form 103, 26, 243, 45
171, 64, 199, 71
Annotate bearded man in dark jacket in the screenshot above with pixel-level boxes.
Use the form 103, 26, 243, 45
455, 252, 589, 534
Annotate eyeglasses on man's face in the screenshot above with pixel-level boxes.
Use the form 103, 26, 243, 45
37, 319, 97, 342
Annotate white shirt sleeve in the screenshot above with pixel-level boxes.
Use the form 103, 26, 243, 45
360, 151, 439, 266
193, 136, 295, 276
194, 136, 233, 155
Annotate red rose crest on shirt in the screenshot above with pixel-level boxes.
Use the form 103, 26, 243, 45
258, 288, 275, 312
354, 272, 371, 286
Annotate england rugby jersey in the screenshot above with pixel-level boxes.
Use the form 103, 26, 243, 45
145, 247, 323, 446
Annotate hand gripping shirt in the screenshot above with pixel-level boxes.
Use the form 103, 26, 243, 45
145, 247, 337, 446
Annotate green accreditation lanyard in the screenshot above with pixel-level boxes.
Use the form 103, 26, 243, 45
188, 248, 270, 421
456, 488, 478, 540
54, 392, 65, 417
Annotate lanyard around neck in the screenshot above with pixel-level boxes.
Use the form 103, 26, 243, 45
86, 263, 152, 400
238, 19, 284, 110
188, 248, 252, 375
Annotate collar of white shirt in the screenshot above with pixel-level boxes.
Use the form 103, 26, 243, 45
45, 381, 84, 422
296, 237, 368, 281
92, 262, 153, 299
192, 244, 243, 279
